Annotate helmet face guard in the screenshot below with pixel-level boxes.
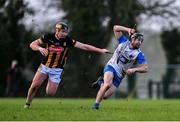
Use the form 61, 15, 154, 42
130, 33, 143, 43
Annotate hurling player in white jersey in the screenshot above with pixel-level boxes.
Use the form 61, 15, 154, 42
92, 25, 149, 109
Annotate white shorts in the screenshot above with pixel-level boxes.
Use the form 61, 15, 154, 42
38, 64, 63, 84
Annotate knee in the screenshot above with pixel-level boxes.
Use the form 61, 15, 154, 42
46, 91, 56, 96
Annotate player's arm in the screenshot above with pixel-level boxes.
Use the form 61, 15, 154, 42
113, 25, 135, 39
136, 64, 149, 73
127, 64, 149, 75
30, 39, 48, 56
74, 41, 109, 54
126, 52, 149, 75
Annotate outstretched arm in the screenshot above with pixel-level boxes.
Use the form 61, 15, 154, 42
113, 25, 135, 39
126, 64, 149, 75
74, 41, 109, 54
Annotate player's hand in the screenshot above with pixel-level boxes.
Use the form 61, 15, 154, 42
126, 68, 137, 75
128, 28, 135, 36
101, 49, 110, 54
38, 47, 49, 56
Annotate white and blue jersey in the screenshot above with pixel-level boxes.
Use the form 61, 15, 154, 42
104, 34, 147, 87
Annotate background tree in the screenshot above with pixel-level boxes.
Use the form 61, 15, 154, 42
161, 29, 180, 98
0, 0, 34, 96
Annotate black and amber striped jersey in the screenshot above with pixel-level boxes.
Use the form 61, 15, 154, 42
40, 33, 76, 68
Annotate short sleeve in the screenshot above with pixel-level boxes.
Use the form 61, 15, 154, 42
136, 52, 147, 64
118, 35, 128, 44
66, 36, 76, 47
40, 34, 50, 43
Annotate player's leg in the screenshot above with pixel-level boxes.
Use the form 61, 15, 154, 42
46, 80, 59, 96
103, 85, 117, 99
103, 72, 122, 99
46, 68, 63, 96
92, 65, 122, 109
24, 70, 47, 108
92, 71, 113, 109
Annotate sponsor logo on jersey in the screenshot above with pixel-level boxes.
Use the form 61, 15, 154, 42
49, 45, 64, 53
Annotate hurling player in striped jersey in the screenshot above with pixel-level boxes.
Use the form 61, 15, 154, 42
24, 22, 109, 108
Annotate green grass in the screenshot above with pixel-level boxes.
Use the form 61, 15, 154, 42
0, 98, 180, 121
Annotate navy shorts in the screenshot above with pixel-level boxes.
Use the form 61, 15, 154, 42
103, 65, 123, 88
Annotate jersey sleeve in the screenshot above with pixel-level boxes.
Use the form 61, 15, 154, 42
136, 52, 147, 64
40, 34, 50, 43
118, 34, 128, 44
66, 36, 76, 47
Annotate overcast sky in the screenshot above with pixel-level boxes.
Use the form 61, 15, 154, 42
138, 0, 180, 32
23, 0, 64, 32
23, 0, 180, 33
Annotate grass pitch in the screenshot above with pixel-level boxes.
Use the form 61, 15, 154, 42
0, 98, 180, 121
